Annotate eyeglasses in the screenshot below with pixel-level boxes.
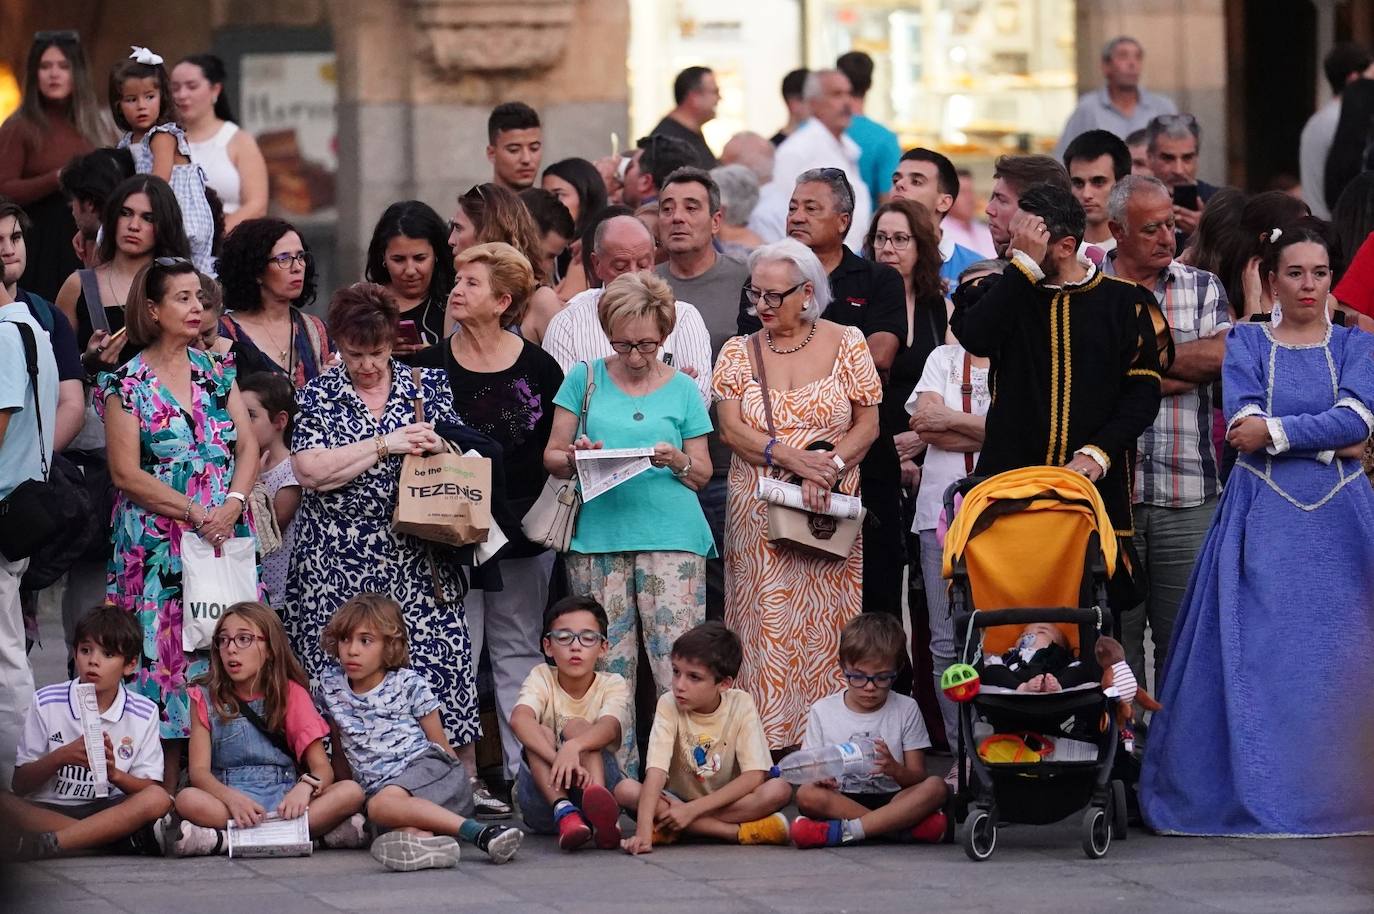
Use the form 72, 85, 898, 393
872, 232, 913, 251
842, 669, 899, 689
215, 633, 266, 650
545, 629, 607, 647
34, 30, 80, 43
609, 339, 661, 354
267, 251, 312, 270
153, 256, 191, 267
743, 282, 804, 310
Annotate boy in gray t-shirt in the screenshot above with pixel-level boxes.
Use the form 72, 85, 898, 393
791, 614, 950, 848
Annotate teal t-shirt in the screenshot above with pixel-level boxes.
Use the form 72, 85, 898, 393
553, 360, 716, 557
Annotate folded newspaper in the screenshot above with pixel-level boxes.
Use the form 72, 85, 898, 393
575, 447, 656, 502
228, 812, 312, 858
756, 476, 866, 521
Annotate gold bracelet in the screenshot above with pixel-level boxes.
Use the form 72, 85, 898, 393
375, 435, 388, 463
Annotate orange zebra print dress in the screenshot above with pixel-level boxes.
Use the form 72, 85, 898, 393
712, 326, 883, 748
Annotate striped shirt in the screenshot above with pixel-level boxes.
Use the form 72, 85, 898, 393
16, 679, 163, 805
542, 288, 714, 406
1103, 257, 1231, 507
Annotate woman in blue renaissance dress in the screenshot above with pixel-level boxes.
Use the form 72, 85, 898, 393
1140, 224, 1374, 836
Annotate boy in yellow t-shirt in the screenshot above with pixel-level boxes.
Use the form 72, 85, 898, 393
510, 596, 630, 852
616, 622, 792, 853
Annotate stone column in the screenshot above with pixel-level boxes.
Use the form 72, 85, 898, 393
331, 0, 630, 281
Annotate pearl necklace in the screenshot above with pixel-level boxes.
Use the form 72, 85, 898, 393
765, 322, 816, 355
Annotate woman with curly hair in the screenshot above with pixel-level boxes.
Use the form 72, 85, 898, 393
448, 182, 565, 345
216, 216, 332, 386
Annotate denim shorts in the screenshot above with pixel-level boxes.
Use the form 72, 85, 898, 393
516, 748, 624, 834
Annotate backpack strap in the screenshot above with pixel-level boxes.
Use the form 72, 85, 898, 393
2, 320, 49, 480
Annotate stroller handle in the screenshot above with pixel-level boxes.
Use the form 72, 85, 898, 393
957, 606, 1114, 632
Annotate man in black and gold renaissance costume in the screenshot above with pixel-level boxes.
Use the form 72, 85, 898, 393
951, 183, 1168, 609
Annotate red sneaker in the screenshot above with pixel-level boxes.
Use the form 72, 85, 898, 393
557, 811, 592, 851
579, 784, 623, 850
790, 815, 838, 849
910, 810, 947, 844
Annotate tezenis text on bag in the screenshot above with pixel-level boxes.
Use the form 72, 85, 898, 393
405, 482, 485, 502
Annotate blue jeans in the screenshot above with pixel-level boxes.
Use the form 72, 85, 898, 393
919, 530, 959, 751
516, 749, 624, 834
1126, 499, 1217, 692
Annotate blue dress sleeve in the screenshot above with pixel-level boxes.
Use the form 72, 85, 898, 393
1276, 328, 1374, 452
1221, 325, 1269, 426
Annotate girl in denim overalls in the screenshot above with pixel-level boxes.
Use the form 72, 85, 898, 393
160, 602, 365, 856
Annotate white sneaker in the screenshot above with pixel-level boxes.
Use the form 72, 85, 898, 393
471, 779, 512, 820
321, 813, 369, 850
369, 831, 461, 872
157, 813, 224, 857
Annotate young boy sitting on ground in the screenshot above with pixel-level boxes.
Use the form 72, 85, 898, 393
617, 621, 792, 853
0, 606, 171, 858
509, 595, 629, 851
791, 614, 949, 848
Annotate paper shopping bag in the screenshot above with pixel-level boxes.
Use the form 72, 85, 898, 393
181, 533, 259, 651
393, 446, 492, 546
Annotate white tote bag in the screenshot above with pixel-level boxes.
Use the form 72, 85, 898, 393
181, 533, 259, 651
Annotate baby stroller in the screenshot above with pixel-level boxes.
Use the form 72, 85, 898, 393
942, 467, 1127, 861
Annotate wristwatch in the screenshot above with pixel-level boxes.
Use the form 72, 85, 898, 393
831, 454, 846, 473
299, 772, 323, 796
226, 491, 247, 511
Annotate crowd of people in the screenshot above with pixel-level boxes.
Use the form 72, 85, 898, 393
2, 28, 1374, 870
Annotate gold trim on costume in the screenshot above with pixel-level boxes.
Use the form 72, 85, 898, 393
1047, 292, 1061, 465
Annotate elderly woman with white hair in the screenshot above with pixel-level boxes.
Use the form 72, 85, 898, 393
711, 163, 765, 257
712, 238, 882, 750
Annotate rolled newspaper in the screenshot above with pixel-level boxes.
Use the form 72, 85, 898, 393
73, 682, 109, 798
756, 477, 866, 522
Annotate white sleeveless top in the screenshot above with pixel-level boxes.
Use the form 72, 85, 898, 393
188, 121, 242, 214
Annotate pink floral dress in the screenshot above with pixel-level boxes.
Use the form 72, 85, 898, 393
97, 349, 254, 739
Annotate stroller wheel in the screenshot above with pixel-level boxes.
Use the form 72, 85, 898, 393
1081, 806, 1111, 859
962, 808, 997, 861
1111, 780, 1129, 840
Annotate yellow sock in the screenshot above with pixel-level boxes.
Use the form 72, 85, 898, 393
738, 812, 789, 845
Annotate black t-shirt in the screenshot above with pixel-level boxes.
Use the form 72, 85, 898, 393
411, 336, 565, 508
882, 294, 948, 439
398, 295, 448, 348
650, 116, 718, 169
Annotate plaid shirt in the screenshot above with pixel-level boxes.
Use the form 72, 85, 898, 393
1103, 257, 1231, 507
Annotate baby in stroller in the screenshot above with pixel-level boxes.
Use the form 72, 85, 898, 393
978, 623, 1097, 693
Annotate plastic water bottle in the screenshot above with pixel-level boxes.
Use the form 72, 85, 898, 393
768, 738, 880, 784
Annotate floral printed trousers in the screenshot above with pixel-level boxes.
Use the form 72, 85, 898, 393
565, 550, 705, 776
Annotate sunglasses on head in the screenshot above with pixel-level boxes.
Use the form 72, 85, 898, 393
34, 30, 80, 44
153, 256, 191, 267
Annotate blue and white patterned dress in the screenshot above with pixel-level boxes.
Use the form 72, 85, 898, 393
1140, 323, 1374, 836
284, 363, 479, 747
119, 123, 216, 275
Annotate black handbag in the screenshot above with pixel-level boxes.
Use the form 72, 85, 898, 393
0, 321, 62, 561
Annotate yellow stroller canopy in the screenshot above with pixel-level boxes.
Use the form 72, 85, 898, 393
942, 467, 1117, 657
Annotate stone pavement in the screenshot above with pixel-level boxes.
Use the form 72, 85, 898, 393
10, 599, 1374, 913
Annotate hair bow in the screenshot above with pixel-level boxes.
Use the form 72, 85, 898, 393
1268, 227, 1283, 244
129, 46, 164, 67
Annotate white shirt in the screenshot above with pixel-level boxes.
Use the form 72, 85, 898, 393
749, 118, 873, 252
188, 121, 242, 214
542, 288, 713, 406
16, 679, 163, 805
1300, 97, 1342, 220
800, 691, 930, 795
907, 344, 991, 532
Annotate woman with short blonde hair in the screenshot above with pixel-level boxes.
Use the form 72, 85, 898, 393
412, 242, 565, 802
542, 270, 714, 774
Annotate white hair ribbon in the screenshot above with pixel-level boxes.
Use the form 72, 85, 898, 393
129, 46, 164, 67
1268, 227, 1283, 244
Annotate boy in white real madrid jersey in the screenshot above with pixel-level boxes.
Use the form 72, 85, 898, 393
0, 606, 170, 858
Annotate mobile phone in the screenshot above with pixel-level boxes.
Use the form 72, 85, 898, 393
1172, 184, 1199, 211
397, 320, 422, 346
